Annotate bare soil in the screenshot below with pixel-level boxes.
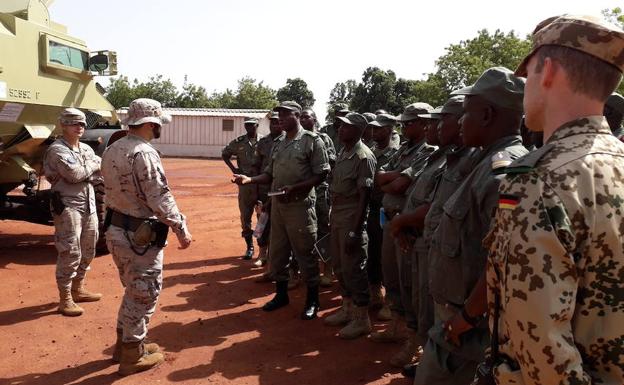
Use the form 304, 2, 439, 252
0, 158, 408, 385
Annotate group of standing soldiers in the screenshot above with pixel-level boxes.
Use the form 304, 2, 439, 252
42, 13, 624, 384
228, 14, 624, 385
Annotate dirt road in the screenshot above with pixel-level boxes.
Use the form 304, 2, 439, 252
0, 158, 408, 385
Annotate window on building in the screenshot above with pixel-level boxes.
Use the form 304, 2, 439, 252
222, 119, 234, 131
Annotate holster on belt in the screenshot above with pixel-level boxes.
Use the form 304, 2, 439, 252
108, 209, 169, 248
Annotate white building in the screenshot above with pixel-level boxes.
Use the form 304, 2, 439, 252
117, 108, 271, 158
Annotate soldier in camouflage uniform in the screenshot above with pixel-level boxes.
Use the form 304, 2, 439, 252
300, 108, 336, 287
414, 68, 528, 385
485, 16, 624, 385
321, 102, 350, 153
323, 113, 376, 339
233, 101, 330, 320
253, 112, 284, 277
604, 92, 624, 140
373, 103, 437, 368
102, 98, 193, 376
223, 117, 261, 260
367, 113, 400, 320
43, 108, 103, 317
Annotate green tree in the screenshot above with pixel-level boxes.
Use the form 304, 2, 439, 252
105, 76, 135, 109
276, 78, 315, 108
435, 29, 531, 93
176, 81, 211, 108
350, 67, 398, 113
131, 75, 178, 107
603, 8, 624, 95
208, 77, 277, 109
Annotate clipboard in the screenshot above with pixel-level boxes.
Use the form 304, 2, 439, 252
314, 233, 331, 263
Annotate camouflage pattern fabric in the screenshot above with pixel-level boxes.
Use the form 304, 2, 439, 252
102, 133, 187, 343
53, 208, 98, 290
486, 116, 624, 385
329, 141, 376, 306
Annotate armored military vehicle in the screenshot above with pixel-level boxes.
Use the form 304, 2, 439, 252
0, 0, 125, 252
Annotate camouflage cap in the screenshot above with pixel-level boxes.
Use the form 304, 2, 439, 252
363, 112, 377, 123
451, 67, 525, 111
59, 107, 86, 126
516, 14, 624, 77
369, 113, 398, 128
336, 112, 368, 130
269, 111, 279, 120
396, 102, 434, 122
606, 92, 624, 115
122, 98, 172, 126
273, 100, 302, 113
244, 117, 259, 124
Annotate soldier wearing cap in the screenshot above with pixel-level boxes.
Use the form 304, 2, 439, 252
372, 103, 437, 368
321, 102, 350, 153
362, 112, 377, 148
102, 98, 192, 375
43, 108, 103, 317
485, 15, 624, 385
252, 112, 284, 276
300, 108, 336, 287
223, 116, 261, 260
604, 92, 624, 139
323, 112, 376, 339
367, 113, 401, 320
233, 101, 330, 320
413, 68, 528, 385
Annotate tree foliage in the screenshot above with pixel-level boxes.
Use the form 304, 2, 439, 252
603, 8, 624, 95
328, 29, 531, 115
277, 78, 315, 108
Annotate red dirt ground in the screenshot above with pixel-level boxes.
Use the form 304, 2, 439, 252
0, 158, 408, 385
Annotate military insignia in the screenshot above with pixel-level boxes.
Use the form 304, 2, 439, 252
491, 151, 512, 170
498, 194, 520, 210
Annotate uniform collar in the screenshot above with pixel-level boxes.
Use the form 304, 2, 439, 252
59, 137, 81, 152
339, 140, 364, 160
547, 116, 612, 143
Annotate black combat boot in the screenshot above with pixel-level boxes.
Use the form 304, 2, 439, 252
301, 285, 320, 320
262, 281, 289, 311
243, 235, 254, 260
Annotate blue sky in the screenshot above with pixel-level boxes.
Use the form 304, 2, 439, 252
50, 0, 620, 115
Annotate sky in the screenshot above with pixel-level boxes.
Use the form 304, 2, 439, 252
49, 0, 620, 115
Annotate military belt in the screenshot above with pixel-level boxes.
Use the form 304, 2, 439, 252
109, 209, 148, 232
275, 190, 310, 204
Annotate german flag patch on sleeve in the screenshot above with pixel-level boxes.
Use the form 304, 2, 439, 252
499, 194, 520, 210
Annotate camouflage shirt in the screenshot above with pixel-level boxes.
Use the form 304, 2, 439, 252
222, 134, 259, 176
101, 134, 187, 236
43, 138, 100, 214
486, 117, 624, 385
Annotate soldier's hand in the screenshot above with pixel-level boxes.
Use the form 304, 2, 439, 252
232, 174, 251, 185
177, 231, 193, 249
443, 310, 472, 347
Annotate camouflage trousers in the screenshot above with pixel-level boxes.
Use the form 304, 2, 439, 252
330, 204, 370, 306
53, 208, 98, 290
238, 184, 258, 238
106, 225, 163, 343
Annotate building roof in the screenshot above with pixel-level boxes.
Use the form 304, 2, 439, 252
117, 108, 271, 118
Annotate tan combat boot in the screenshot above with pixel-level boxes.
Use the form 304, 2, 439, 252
112, 329, 161, 363
118, 340, 164, 376
71, 278, 102, 302
370, 311, 407, 343
338, 305, 372, 339
58, 287, 84, 317
389, 328, 419, 368
324, 297, 353, 326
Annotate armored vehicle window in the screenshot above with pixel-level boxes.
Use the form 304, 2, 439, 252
48, 41, 89, 71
